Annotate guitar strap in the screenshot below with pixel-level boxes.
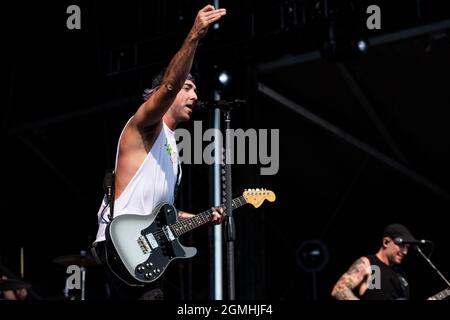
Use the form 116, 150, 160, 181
173, 161, 182, 204
102, 158, 180, 223
103, 169, 115, 220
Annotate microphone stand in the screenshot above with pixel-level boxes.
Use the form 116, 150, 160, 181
414, 245, 450, 287
205, 99, 245, 300
223, 109, 236, 300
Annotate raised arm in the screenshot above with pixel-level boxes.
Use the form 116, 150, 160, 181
113, 6, 226, 200
331, 256, 371, 300
133, 5, 226, 132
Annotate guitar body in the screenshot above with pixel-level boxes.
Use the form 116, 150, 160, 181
104, 189, 275, 285
105, 202, 196, 284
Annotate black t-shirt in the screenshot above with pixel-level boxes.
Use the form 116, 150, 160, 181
361, 254, 410, 300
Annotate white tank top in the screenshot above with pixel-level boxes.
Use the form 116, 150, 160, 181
95, 119, 181, 242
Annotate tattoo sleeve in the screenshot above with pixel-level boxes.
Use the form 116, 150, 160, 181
346, 258, 367, 275
332, 258, 368, 300
334, 277, 360, 300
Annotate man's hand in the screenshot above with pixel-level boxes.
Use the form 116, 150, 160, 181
189, 5, 226, 41
1, 276, 28, 300
15, 288, 28, 300
211, 207, 224, 225
178, 208, 223, 225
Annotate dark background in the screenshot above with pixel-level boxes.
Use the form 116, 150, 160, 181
2, 0, 450, 301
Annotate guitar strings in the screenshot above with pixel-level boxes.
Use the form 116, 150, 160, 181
150, 209, 214, 240
145, 196, 246, 241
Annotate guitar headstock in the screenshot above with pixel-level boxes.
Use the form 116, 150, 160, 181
243, 188, 276, 208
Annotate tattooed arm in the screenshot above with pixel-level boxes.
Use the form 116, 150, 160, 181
331, 256, 371, 300
133, 5, 226, 132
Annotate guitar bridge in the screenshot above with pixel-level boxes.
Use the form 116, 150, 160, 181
137, 236, 151, 254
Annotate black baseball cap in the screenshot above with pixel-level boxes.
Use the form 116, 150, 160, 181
382, 223, 416, 242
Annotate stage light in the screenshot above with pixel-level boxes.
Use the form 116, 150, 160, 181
356, 39, 368, 53
296, 240, 329, 272
218, 71, 231, 86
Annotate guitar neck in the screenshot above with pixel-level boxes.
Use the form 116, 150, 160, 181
171, 196, 247, 237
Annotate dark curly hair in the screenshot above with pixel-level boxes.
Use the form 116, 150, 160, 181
142, 68, 195, 101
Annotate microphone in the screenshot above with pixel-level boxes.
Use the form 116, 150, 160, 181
393, 237, 432, 245
193, 99, 246, 111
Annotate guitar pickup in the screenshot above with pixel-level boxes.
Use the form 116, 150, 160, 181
163, 226, 175, 241
145, 233, 159, 249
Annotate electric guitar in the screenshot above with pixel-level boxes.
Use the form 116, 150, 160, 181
427, 287, 450, 300
105, 188, 276, 285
